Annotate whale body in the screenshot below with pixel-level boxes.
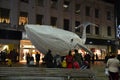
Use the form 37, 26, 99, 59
25, 24, 93, 56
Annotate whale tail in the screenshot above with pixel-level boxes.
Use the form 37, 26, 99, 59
75, 22, 97, 44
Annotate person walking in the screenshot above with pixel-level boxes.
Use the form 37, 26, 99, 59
74, 49, 83, 66
84, 53, 91, 69
44, 49, 54, 68
66, 50, 74, 68
35, 52, 40, 66
106, 54, 120, 80
26, 53, 30, 66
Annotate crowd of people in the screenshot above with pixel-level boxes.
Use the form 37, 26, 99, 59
43, 49, 91, 69
26, 52, 40, 67
0, 49, 19, 66
1, 48, 120, 80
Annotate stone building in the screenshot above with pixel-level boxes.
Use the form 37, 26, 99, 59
0, 0, 115, 60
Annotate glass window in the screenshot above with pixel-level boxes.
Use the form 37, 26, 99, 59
50, 17, 57, 26
19, 12, 28, 25
95, 8, 99, 18
107, 26, 111, 36
63, 0, 70, 11
36, 15, 43, 25
20, 0, 29, 3
36, 0, 44, 6
95, 26, 99, 35
85, 6, 91, 16
106, 11, 111, 20
51, 0, 58, 9
75, 4, 81, 15
0, 8, 10, 23
86, 25, 90, 33
64, 19, 69, 30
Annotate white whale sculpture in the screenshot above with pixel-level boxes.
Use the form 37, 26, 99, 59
25, 22, 96, 56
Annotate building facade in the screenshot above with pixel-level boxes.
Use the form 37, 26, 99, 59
0, 0, 115, 61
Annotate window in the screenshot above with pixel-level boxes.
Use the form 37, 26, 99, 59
75, 4, 81, 14
95, 26, 99, 35
0, 8, 10, 23
85, 6, 91, 16
50, 17, 57, 26
19, 12, 28, 25
75, 21, 80, 32
107, 26, 111, 36
51, 0, 58, 9
20, 0, 29, 3
86, 25, 90, 33
95, 8, 99, 18
107, 11, 111, 20
63, 0, 70, 11
64, 19, 69, 30
36, 15, 43, 25
36, 0, 44, 6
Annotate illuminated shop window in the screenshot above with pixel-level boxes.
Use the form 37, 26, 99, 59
0, 18, 10, 24
0, 8, 10, 23
19, 12, 28, 25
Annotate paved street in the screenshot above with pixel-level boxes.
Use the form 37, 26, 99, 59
90, 61, 108, 80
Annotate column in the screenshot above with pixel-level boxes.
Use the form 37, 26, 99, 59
28, 0, 36, 24
10, 0, 19, 28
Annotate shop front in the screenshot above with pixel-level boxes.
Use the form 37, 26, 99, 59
0, 29, 22, 62
20, 40, 44, 63
85, 38, 115, 60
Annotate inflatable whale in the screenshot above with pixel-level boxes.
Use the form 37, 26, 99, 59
25, 22, 96, 56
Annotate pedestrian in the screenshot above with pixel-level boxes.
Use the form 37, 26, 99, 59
66, 50, 74, 68
73, 58, 80, 69
29, 55, 35, 66
44, 49, 54, 68
35, 52, 40, 66
74, 49, 83, 66
104, 54, 110, 63
95, 54, 98, 60
84, 53, 91, 68
53, 54, 62, 68
106, 54, 120, 80
26, 53, 30, 66
61, 57, 67, 68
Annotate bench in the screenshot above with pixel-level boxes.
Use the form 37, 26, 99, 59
0, 67, 99, 80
